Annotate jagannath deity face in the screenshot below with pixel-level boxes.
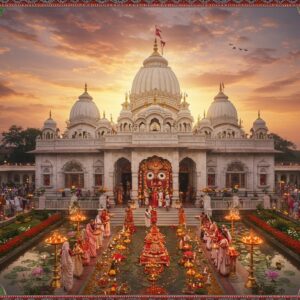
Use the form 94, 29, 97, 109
138, 156, 173, 198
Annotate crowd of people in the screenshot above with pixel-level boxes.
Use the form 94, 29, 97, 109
60, 207, 112, 292
0, 183, 34, 220
200, 213, 234, 277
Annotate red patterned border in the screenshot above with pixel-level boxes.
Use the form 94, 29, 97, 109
0, 0, 300, 6
0, 296, 300, 299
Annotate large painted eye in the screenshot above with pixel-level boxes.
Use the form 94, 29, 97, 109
158, 172, 166, 180
147, 171, 154, 180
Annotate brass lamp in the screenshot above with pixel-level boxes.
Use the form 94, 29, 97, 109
241, 230, 263, 288
224, 209, 241, 242
70, 212, 87, 235
45, 231, 67, 289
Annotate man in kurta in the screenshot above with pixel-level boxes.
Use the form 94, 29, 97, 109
95, 209, 104, 248
101, 209, 111, 237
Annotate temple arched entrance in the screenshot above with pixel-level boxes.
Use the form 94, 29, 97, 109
114, 158, 131, 204
179, 157, 196, 204
63, 160, 84, 188
138, 156, 172, 207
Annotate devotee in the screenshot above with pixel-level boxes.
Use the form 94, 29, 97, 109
263, 193, 271, 209
80, 229, 91, 266
292, 200, 299, 219
165, 192, 170, 211
116, 184, 123, 205
216, 233, 231, 276
72, 239, 84, 278
151, 188, 159, 207
178, 206, 186, 226
158, 188, 164, 208
150, 207, 158, 225
95, 209, 105, 249
203, 193, 212, 217
124, 205, 136, 233
205, 222, 218, 251
221, 224, 232, 244
61, 241, 74, 291
144, 189, 149, 206
85, 220, 97, 258
101, 209, 111, 237
144, 208, 151, 227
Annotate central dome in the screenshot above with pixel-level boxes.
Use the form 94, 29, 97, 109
130, 39, 181, 114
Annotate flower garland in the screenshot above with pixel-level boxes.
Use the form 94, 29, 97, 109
248, 214, 300, 255
0, 213, 61, 257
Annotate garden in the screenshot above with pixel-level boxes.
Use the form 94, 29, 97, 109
0, 211, 62, 258
247, 209, 300, 255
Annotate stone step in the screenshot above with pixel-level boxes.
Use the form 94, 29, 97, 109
109, 207, 201, 226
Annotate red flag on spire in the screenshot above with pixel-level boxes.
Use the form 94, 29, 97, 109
155, 25, 162, 39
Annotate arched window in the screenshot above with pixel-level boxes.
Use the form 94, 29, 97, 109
207, 167, 216, 186
150, 118, 161, 132
226, 162, 246, 188
63, 161, 84, 188
14, 174, 20, 183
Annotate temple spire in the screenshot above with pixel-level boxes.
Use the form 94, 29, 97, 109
103, 111, 106, 119
49, 110, 52, 119
203, 110, 206, 118
110, 114, 113, 123
153, 38, 158, 53
84, 83, 87, 93
258, 110, 261, 118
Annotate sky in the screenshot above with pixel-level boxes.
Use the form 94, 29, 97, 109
0, 7, 299, 147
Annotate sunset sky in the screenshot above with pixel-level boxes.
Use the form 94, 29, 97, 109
0, 7, 299, 147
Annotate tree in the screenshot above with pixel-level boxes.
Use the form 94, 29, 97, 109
1, 126, 42, 163
269, 132, 298, 162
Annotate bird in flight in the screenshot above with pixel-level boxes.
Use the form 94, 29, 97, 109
229, 42, 248, 52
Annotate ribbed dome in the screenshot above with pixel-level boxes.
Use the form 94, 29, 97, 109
199, 117, 212, 128
207, 87, 238, 127
252, 112, 267, 131
69, 85, 100, 124
43, 112, 57, 129
98, 115, 111, 127
130, 39, 181, 113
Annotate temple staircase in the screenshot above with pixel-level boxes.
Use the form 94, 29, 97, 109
109, 207, 201, 227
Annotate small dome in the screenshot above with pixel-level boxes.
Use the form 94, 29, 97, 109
69, 84, 100, 125
177, 96, 193, 120
199, 117, 212, 128
118, 95, 133, 120
43, 111, 57, 129
98, 113, 112, 127
252, 111, 267, 131
207, 84, 238, 127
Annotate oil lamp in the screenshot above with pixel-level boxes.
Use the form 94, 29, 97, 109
224, 209, 241, 242
241, 230, 263, 288
45, 231, 67, 289
69, 212, 86, 235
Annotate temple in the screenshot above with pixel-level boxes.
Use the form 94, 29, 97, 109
32, 38, 277, 206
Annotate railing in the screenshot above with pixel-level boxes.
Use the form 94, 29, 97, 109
211, 198, 263, 210
35, 198, 262, 211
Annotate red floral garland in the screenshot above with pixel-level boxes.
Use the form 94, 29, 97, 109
248, 214, 300, 255
0, 213, 61, 256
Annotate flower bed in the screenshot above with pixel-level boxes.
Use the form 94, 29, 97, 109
0, 213, 61, 257
247, 214, 300, 255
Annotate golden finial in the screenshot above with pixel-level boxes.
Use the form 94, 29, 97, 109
103, 111, 106, 119
49, 110, 52, 119
219, 82, 222, 92
110, 114, 113, 123
258, 110, 261, 118
197, 115, 200, 123
153, 38, 158, 53
85, 83, 87, 93
203, 110, 206, 118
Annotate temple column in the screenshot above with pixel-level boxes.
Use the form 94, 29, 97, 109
104, 151, 115, 206
131, 151, 139, 204
172, 152, 179, 206
196, 152, 207, 199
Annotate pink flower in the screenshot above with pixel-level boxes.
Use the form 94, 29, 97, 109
32, 266, 44, 277
265, 270, 279, 281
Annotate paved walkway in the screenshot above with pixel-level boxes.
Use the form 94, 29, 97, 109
54, 229, 116, 295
